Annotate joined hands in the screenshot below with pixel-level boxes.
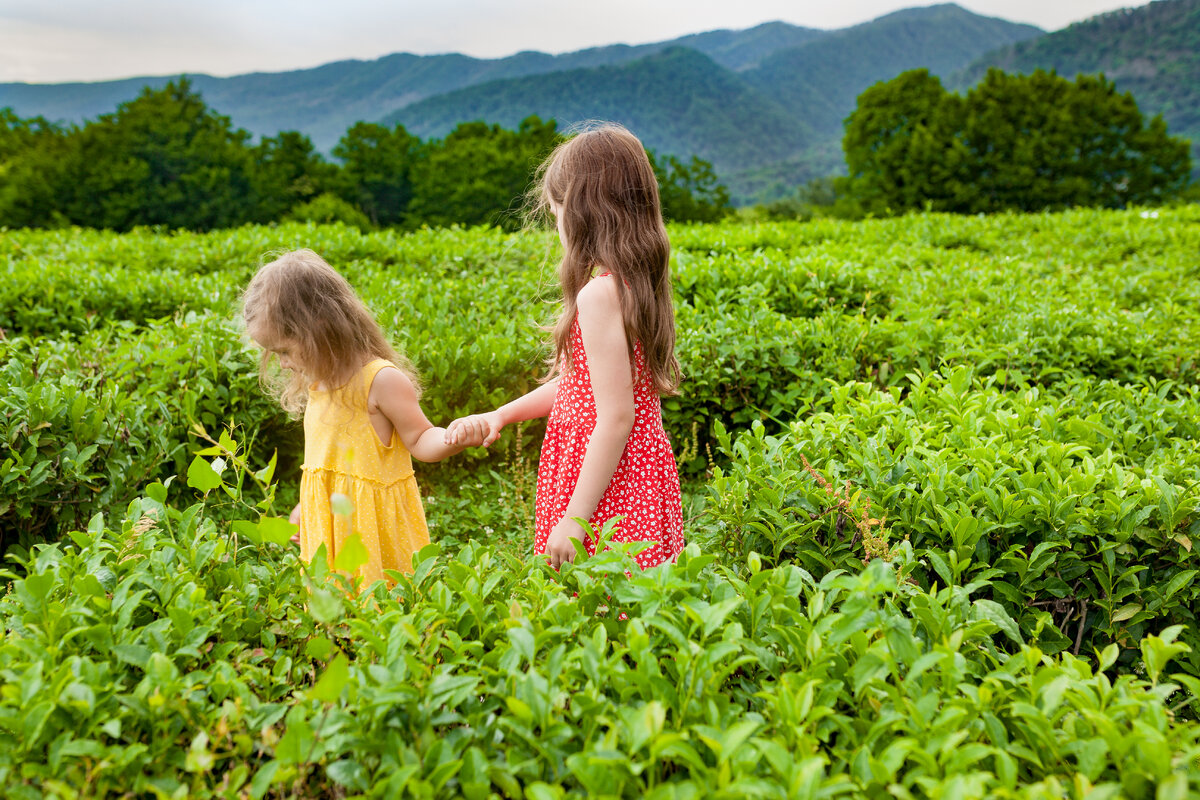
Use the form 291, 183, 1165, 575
444, 411, 503, 448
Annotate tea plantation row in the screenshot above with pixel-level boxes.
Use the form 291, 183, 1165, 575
2, 208, 1199, 797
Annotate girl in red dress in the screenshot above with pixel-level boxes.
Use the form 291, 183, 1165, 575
446, 123, 685, 570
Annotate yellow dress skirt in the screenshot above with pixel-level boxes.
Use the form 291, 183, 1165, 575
298, 358, 430, 584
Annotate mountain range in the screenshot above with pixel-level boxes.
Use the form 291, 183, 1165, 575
1, 1, 1195, 203
956, 0, 1199, 171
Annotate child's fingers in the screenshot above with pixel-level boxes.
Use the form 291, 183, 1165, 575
549, 546, 575, 570
460, 418, 486, 447
446, 418, 472, 445
446, 416, 486, 447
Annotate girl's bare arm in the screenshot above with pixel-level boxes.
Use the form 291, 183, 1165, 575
545, 277, 635, 568
445, 379, 559, 448
371, 367, 483, 462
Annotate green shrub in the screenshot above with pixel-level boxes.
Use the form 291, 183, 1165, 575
3, 204, 1199, 795
3, 207, 1198, 553
285, 193, 372, 229
0, 317, 293, 548
703, 368, 1200, 674
2, 461, 1198, 797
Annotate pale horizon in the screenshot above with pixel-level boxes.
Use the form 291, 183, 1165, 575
1, 0, 1155, 85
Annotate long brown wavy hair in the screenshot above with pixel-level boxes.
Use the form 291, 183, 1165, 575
533, 123, 681, 395
241, 249, 419, 417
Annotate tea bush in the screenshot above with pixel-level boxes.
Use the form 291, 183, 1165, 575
702, 368, 1200, 674
2, 468, 1199, 798
2, 208, 1200, 795
0, 316, 294, 548
4, 209, 1197, 547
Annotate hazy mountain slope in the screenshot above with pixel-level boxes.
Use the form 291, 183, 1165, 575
384, 48, 811, 182
0, 21, 819, 152
668, 22, 825, 70
747, 4, 1043, 137
958, 0, 1199, 166
15, 4, 1166, 203
376, 4, 1043, 198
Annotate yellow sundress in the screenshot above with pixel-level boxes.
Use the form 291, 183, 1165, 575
299, 358, 430, 583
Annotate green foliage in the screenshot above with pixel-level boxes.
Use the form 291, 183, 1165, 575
73, 78, 255, 231
0, 80, 270, 231
0, 108, 61, 168
649, 151, 732, 223
703, 371, 1200, 669
0, 95, 724, 232
3, 467, 1199, 797
0, 110, 74, 229
752, 176, 864, 222
249, 131, 337, 223
844, 68, 1192, 214
0, 316, 293, 547
286, 193, 372, 229
958, 0, 1200, 178
332, 122, 421, 226
3, 208, 1198, 549
841, 70, 972, 213
407, 117, 560, 231
960, 70, 1191, 210
2, 209, 1200, 795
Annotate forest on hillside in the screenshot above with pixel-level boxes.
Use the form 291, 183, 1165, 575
0, 81, 730, 233
0, 67, 1194, 233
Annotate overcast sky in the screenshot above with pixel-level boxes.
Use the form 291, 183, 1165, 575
1, 0, 1153, 84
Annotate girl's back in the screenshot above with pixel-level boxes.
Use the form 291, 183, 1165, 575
244, 248, 487, 584
535, 275, 683, 569
446, 124, 686, 570
301, 358, 429, 584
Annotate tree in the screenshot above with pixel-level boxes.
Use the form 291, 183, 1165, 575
842, 69, 972, 215
842, 68, 1192, 214
407, 116, 560, 230
60, 78, 257, 230
962, 69, 1190, 210
0, 110, 73, 228
249, 131, 337, 223
649, 153, 732, 223
333, 122, 422, 227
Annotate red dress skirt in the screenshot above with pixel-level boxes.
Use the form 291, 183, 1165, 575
533, 313, 685, 569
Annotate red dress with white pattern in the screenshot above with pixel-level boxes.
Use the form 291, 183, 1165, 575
534, 283, 685, 569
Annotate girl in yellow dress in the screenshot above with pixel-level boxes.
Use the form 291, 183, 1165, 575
242, 249, 489, 584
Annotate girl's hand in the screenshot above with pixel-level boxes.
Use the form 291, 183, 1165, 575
289, 503, 301, 545
445, 412, 502, 448
545, 517, 586, 570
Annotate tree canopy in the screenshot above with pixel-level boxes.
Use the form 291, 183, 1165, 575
0, 80, 731, 232
650, 152, 732, 223
407, 117, 561, 230
843, 68, 1192, 215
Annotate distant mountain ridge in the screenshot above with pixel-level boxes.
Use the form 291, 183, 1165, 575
384, 48, 809, 179
0, 20, 822, 155
21, 3, 1196, 203
385, 4, 1043, 199
956, 0, 1200, 173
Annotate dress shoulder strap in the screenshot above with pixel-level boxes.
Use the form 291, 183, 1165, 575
361, 358, 394, 384
333, 358, 393, 406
